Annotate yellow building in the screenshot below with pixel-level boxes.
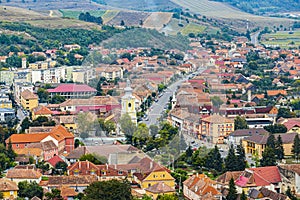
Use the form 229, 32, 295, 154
59, 115, 77, 131
138, 170, 176, 190
145, 182, 176, 199
0, 179, 18, 200
0, 96, 12, 109
32, 106, 52, 120
98, 65, 123, 81
200, 114, 234, 144
21, 89, 38, 111
242, 133, 297, 158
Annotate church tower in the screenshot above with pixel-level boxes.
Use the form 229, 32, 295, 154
121, 79, 137, 124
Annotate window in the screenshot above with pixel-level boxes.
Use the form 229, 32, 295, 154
118, 171, 123, 175
128, 103, 132, 108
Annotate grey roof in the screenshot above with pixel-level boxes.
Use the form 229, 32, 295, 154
244, 133, 297, 144
230, 128, 268, 137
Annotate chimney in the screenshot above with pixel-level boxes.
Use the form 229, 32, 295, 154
114, 164, 117, 169
106, 163, 108, 170
79, 161, 81, 169
87, 160, 89, 169
150, 161, 153, 169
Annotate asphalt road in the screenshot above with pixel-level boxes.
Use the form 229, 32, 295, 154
250, 31, 260, 46
143, 78, 184, 126
143, 68, 206, 126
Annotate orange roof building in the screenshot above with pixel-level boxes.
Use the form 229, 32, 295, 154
183, 174, 221, 200
6, 125, 74, 154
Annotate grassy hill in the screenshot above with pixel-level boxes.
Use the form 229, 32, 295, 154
213, 0, 300, 15
0, 6, 102, 29
102, 28, 190, 51
0, 0, 103, 10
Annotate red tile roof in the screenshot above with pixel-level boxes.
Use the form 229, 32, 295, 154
47, 84, 96, 93
46, 155, 64, 167
282, 119, 300, 131
251, 166, 281, 186
235, 166, 281, 187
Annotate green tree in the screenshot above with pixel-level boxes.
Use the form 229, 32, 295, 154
120, 20, 125, 26
248, 61, 258, 70
225, 144, 238, 171
45, 188, 63, 200
158, 83, 166, 93
7, 139, 16, 161
205, 145, 223, 172
226, 178, 238, 200
120, 113, 137, 144
37, 88, 49, 103
210, 96, 223, 107
275, 135, 284, 160
264, 124, 287, 134
157, 194, 178, 200
277, 108, 295, 119
186, 146, 193, 157
104, 120, 116, 134
171, 169, 188, 186
149, 125, 159, 138
50, 95, 66, 104
18, 181, 43, 199
240, 190, 247, 200
79, 153, 107, 165
260, 147, 276, 166
20, 117, 31, 132
83, 179, 132, 200
234, 116, 248, 130
236, 143, 246, 171
53, 161, 68, 175
266, 134, 276, 149
292, 134, 300, 162
133, 123, 150, 148
0, 192, 3, 199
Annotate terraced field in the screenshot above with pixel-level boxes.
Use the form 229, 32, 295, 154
143, 12, 172, 30
180, 23, 206, 35
261, 31, 300, 48
94, 0, 178, 11
170, 0, 292, 25
106, 11, 150, 26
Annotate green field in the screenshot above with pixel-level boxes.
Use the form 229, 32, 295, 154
262, 31, 300, 48
180, 23, 206, 35
60, 9, 106, 19
101, 10, 120, 24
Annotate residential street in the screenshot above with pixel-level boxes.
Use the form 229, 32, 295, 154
143, 68, 206, 126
